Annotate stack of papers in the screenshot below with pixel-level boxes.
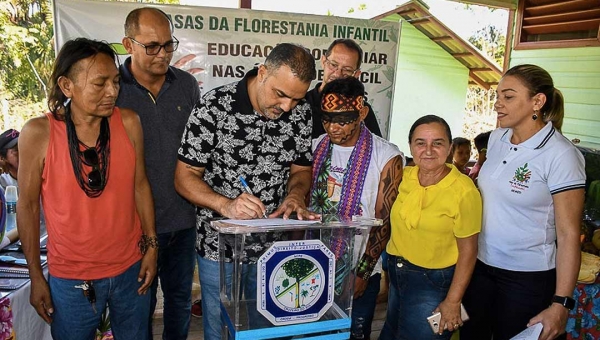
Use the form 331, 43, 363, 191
510, 323, 543, 340
0, 252, 47, 278
0, 277, 29, 290
224, 218, 321, 227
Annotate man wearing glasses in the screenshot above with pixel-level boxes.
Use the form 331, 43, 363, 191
116, 7, 200, 340
306, 39, 382, 139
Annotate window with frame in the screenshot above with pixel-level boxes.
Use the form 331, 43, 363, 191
515, 0, 600, 49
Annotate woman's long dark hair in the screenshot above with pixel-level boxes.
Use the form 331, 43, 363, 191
47, 38, 119, 120
47, 38, 116, 197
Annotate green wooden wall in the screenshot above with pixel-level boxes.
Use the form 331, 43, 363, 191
387, 21, 470, 154
510, 48, 600, 144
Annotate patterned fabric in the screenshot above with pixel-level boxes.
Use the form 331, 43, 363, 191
566, 276, 600, 340
0, 296, 14, 339
178, 68, 313, 263
309, 123, 373, 294
305, 83, 382, 139
310, 123, 373, 221
321, 94, 364, 112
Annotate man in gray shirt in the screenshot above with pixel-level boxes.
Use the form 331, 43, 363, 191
116, 7, 199, 339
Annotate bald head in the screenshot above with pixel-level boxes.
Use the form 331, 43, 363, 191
124, 7, 173, 37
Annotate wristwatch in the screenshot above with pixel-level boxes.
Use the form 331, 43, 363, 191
552, 295, 575, 310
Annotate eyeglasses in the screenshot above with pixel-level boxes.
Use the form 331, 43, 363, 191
82, 148, 103, 189
324, 58, 358, 77
128, 36, 179, 55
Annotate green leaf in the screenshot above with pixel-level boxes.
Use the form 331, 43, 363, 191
110, 43, 129, 55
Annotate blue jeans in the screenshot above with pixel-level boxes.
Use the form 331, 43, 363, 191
149, 227, 196, 340
351, 273, 381, 340
198, 256, 269, 340
379, 254, 455, 340
49, 261, 150, 340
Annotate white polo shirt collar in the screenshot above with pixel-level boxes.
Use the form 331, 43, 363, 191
499, 122, 555, 150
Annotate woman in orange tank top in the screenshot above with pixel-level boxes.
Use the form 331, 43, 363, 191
17, 38, 158, 340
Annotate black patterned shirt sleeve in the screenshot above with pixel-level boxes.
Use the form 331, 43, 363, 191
291, 100, 313, 167
178, 91, 217, 167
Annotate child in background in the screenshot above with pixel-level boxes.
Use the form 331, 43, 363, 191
0, 129, 19, 190
469, 131, 491, 184
451, 137, 471, 175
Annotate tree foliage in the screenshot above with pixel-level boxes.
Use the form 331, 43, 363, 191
0, 0, 54, 130
462, 21, 507, 148
347, 3, 366, 14
282, 258, 314, 308
0, 0, 179, 131
468, 25, 505, 65
0, 0, 54, 103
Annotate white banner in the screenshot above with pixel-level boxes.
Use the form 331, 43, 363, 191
54, 0, 400, 137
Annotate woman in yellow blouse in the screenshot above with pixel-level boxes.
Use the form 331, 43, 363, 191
379, 115, 482, 340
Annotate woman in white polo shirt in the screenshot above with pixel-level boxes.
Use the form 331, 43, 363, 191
460, 65, 586, 340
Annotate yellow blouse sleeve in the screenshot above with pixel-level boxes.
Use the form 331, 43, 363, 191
454, 185, 482, 238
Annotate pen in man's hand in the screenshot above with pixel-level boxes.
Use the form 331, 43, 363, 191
238, 176, 268, 219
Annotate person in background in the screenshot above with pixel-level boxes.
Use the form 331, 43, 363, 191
17, 38, 157, 339
116, 8, 199, 339
460, 64, 586, 340
305, 39, 382, 139
309, 77, 403, 340
380, 115, 481, 340
451, 137, 471, 175
0, 129, 19, 189
468, 131, 491, 184
0, 129, 20, 247
174, 43, 318, 340
0, 228, 18, 250
0, 128, 47, 246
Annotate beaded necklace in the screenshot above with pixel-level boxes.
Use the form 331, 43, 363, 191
65, 103, 110, 198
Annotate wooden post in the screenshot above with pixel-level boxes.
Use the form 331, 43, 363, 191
239, 0, 251, 9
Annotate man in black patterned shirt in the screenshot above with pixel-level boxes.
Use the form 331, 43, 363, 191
175, 43, 318, 340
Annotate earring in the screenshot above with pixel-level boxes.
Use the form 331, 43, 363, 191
532, 109, 539, 121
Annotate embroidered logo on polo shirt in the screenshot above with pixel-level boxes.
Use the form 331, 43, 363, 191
509, 163, 531, 194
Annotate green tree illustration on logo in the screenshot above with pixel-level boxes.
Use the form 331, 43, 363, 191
282, 258, 315, 308
301, 289, 309, 305
514, 163, 531, 182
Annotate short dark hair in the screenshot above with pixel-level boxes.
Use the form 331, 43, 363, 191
0, 144, 16, 159
321, 77, 364, 98
473, 131, 491, 152
124, 7, 173, 37
265, 43, 316, 84
47, 38, 118, 120
408, 115, 452, 143
451, 137, 471, 154
325, 39, 363, 69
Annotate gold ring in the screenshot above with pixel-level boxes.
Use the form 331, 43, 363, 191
454, 323, 459, 328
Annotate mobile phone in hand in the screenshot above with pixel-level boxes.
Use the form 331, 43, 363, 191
427, 304, 470, 333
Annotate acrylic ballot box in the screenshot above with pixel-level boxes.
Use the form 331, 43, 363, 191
211, 216, 382, 340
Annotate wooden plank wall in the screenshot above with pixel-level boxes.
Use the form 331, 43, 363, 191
510, 47, 600, 144
387, 21, 470, 153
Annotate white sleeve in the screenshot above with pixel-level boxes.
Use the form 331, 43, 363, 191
548, 144, 586, 194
